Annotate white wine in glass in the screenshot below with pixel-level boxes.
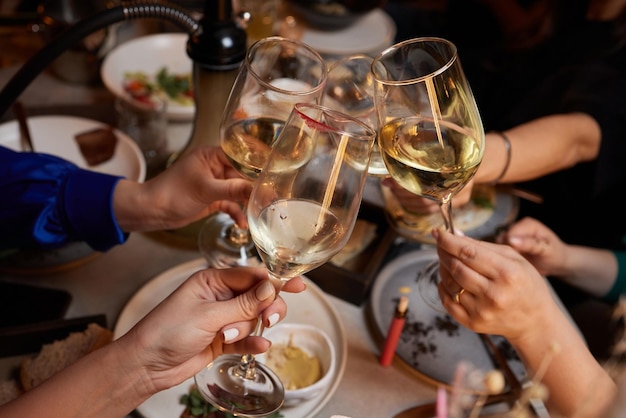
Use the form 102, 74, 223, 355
198, 36, 328, 268
372, 37, 485, 311
195, 102, 376, 416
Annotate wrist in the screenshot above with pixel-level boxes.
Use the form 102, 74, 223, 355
490, 131, 511, 184
112, 180, 152, 232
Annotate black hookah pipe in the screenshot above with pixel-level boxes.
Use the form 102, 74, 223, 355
0, 0, 246, 118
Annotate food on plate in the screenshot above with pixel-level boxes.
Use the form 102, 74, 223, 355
330, 219, 377, 267
179, 386, 284, 418
264, 337, 322, 390
0, 380, 23, 406
20, 323, 112, 391
383, 183, 497, 234
123, 67, 193, 107
74, 126, 118, 166
0, 323, 112, 407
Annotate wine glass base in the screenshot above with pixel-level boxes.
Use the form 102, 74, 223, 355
195, 354, 285, 417
198, 212, 260, 268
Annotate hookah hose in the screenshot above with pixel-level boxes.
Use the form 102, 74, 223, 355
0, 1, 199, 118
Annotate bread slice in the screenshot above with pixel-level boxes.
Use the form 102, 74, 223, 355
19, 323, 112, 391
0, 379, 23, 406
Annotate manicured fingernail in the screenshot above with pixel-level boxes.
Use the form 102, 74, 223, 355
267, 313, 280, 328
223, 328, 239, 343
256, 281, 274, 301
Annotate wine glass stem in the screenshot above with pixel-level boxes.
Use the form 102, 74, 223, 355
439, 197, 454, 233
234, 274, 285, 379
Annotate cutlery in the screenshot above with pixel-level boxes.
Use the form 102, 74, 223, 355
12, 101, 35, 152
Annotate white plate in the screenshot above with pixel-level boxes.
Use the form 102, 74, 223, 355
0, 115, 145, 273
301, 8, 396, 57
0, 115, 145, 182
368, 250, 528, 391
101, 33, 194, 121
114, 258, 347, 418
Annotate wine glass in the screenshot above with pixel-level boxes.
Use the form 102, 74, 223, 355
371, 37, 485, 311
323, 54, 388, 177
198, 36, 328, 268
195, 102, 376, 416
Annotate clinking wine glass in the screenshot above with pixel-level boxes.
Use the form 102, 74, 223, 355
195, 102, 376, 416
371, 37, 485, 311
324, 54, 388, 177
197, 36, 328, 268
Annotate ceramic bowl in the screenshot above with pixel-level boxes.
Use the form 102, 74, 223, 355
260, 323, 336, 406
100, 33, 194, 121
287, 0, 385, 30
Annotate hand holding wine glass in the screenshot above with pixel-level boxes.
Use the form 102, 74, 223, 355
198, 36, 328, 268
372, 37, 485, 311
195, 102, 376, 416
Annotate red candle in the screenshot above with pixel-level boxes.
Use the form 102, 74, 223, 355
379, 295, 409, 367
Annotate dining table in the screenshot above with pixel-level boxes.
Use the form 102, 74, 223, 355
0, 18, 441, 418
0, 14, 558, 418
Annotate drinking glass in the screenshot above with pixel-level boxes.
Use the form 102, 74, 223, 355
198, 36, 328, 268
324, 54, 387, 176
195, 102, 376, 416
371, 37, 485, 311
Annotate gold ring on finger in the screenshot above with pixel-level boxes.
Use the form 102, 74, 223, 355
454, 288, 466, 304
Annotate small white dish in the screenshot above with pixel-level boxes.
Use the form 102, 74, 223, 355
101, 33, 194, 121
300, 9, 397, 58
260, 323, 336, 407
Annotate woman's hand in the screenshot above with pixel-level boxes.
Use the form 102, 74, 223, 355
114, 146, 252, 232
496, 216, 569, 277
381, 177, 474, 215
497, 217, 618, 297
116, 267, 306, 395
433, 228, 555, 343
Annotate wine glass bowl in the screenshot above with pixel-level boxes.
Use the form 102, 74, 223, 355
198, 36, 328, 269
372, 37, 485, 311
324, 54, 387, 177
247, 102, 377, 279
195, 102, 376, 416
221, 36, 328, 181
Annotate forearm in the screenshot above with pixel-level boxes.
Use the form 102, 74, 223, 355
554, 246, 618, 297
111, 179, 156, 232
0, 341, 152, 418
475, 112, 601, 184
510, 304, 616, 417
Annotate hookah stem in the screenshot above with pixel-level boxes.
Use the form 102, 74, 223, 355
239, 272, 286, 378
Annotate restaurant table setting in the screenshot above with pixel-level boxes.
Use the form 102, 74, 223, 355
0, 2, 560, 417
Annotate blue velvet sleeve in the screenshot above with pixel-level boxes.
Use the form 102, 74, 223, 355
0, 146, 128, 252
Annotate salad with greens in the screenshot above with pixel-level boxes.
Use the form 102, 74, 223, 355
123, 67, 193, 107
